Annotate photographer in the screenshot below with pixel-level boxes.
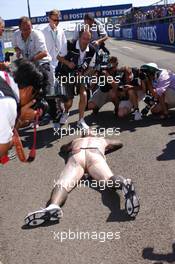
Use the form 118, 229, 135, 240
140, 63, 175, 119
73, 13, 109, 54
117, 67, 145, 120
57, 30, 96, 130
88, 56, 120, 114
0, 59, 48, 159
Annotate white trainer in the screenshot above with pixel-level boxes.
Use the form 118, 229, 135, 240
134, 110, 142, 121
60, 112, 69, 125
24, 204, 63, 227
77, 118, 89, 130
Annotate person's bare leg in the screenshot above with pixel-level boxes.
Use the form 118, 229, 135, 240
118, 107, 130, 118
87, 154, 140, 218
25, 156, 85, 227
47, 185, 68, 207
79, 87, 87, 120
64, 99, 73, 113
109, 89, 119, 108
87, 154, 124, 189
127, 89, 138, 110
88, 101, 98, 110
49, 157, 85, 206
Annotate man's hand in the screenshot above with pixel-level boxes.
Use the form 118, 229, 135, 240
17, 100, 38, 128
105, 139, 123, 155
15, 47, 22, 59
102, 70, 110, 77
67, 62, 76, 69
92, 40, 99, 47
0, 142, 12, 158
0, 61, 10, 71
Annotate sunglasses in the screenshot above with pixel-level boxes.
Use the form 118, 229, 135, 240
50, 18, 59, 22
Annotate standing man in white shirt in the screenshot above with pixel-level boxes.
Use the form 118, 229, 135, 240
42, 9, 67, 71
42, 9, 67, 125
12, 17, 58, 122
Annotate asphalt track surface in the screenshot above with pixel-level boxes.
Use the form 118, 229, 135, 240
0, 39, 175, 264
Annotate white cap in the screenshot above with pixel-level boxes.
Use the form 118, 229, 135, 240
141, 63, 160, 72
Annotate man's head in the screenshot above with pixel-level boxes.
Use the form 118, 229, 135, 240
12, 59, 48, 106
109, 56, 119, 73
0, 17, 5, 36
84, 13, 95, 28
79, 30, 92, 50
19, 17, 32, 40
48, 9, 60, 29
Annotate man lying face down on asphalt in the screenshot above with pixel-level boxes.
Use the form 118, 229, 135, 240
25, 130, 140, 227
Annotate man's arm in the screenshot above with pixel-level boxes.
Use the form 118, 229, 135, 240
92, 36, 108, 46
157, 93, 168, 115
31, 51, 48, 62
0, 142, 13, 158
32, 30, 49, 62
57, 55, 76, 69
60, 141, 73, 153
105, 139, 123, 155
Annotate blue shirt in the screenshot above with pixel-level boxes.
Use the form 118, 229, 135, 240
0, 39, 4, 62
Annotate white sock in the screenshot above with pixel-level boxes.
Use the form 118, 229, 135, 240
46, 204, 59, 210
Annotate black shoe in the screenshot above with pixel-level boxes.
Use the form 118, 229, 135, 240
122, 179, 140, 218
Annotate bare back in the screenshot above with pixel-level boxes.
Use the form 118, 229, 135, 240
71, 136, 107, 155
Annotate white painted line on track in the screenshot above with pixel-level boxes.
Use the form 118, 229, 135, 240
110, 47, 119, 50
122, 46, 133, 50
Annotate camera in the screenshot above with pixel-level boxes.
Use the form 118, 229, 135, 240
77, 61, 88, 72
32, 98, 49, 116
139, 70, 148, 81
5, 51, 14, 62
115, 72, 126, 91
141, 94, 158, 116
95, 50, 112, 71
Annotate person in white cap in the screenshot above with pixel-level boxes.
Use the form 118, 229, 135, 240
141, 63, 175, 119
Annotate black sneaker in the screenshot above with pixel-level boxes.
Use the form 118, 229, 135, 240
122, 179, 140, 218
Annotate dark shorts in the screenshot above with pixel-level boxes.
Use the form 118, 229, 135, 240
59, 81, 86, 102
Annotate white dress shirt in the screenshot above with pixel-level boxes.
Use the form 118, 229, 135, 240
42, 24, 67, 68
12, 29, 51, 65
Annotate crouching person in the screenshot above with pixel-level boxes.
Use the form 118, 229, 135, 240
0, 59, 48, 159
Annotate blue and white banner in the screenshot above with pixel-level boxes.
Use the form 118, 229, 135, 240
109, 21, 175, 47
5, 4, 132, 27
